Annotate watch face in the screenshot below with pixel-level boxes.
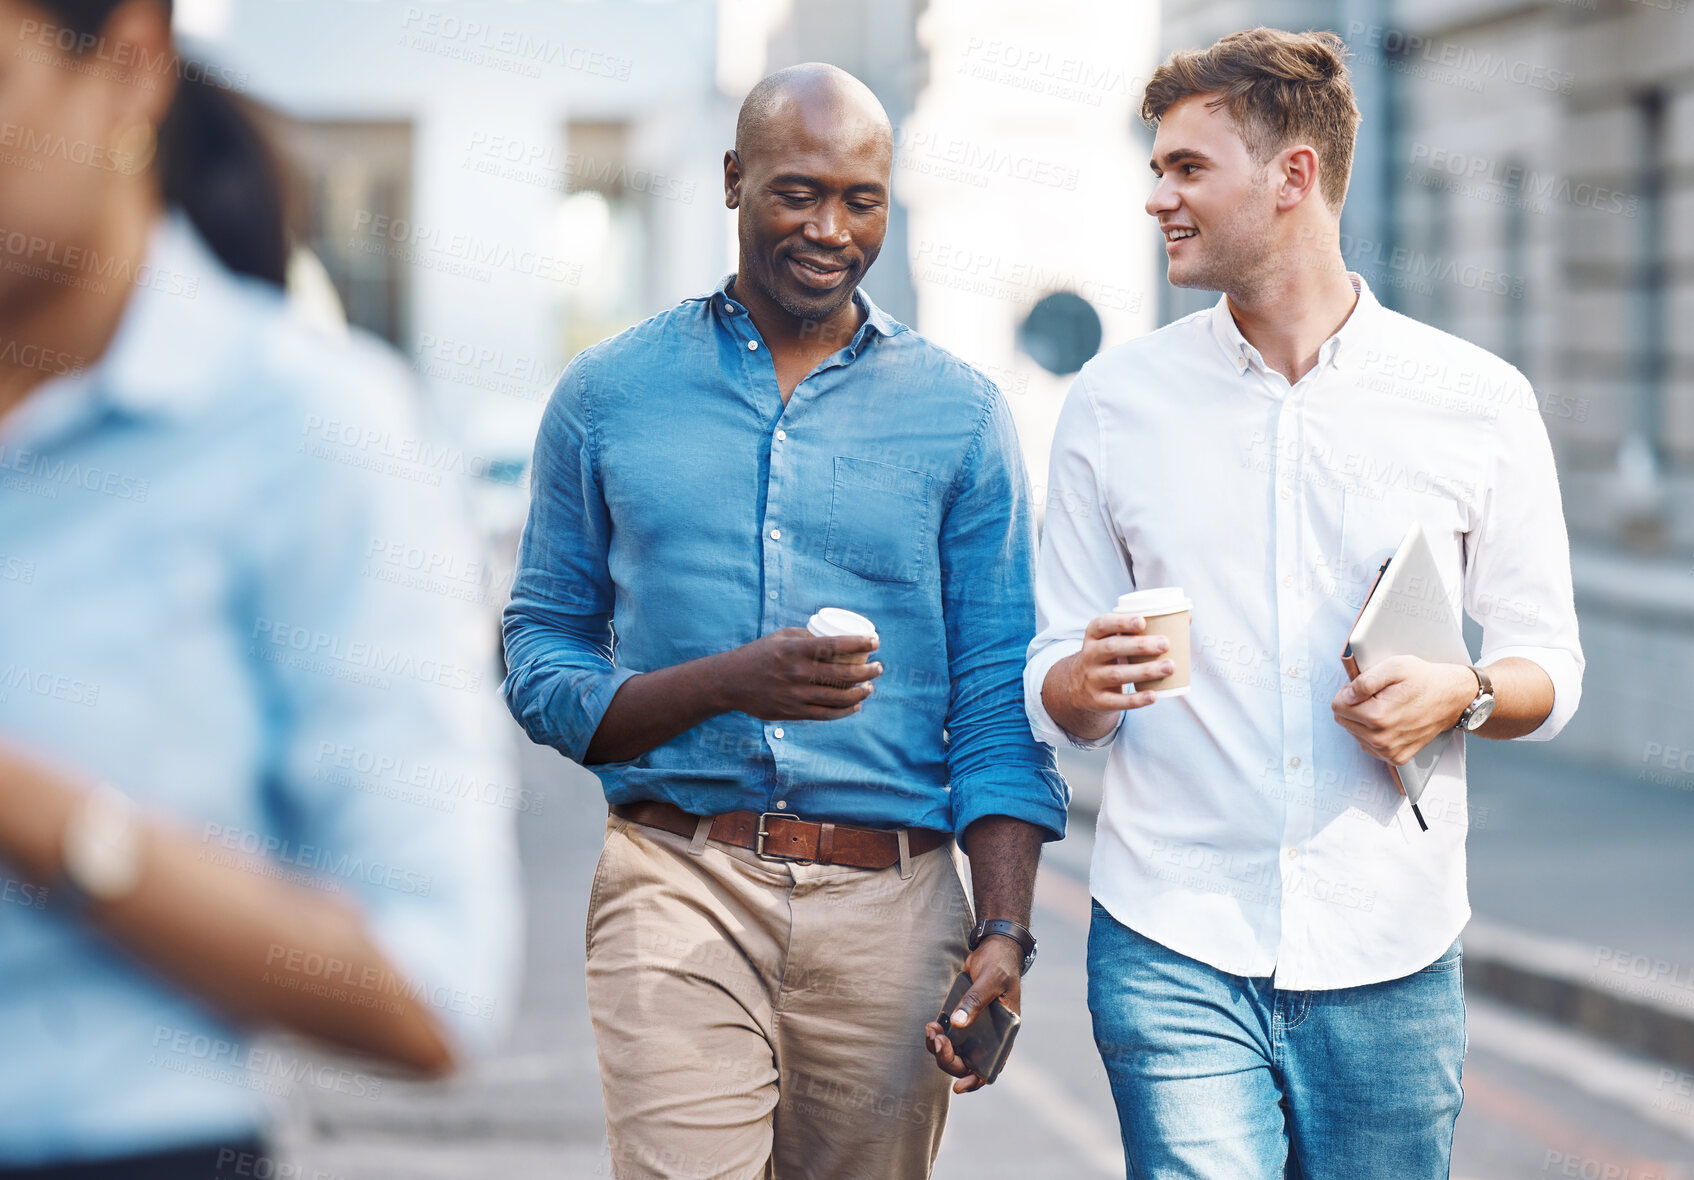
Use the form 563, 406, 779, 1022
1465, 695, 1496, 731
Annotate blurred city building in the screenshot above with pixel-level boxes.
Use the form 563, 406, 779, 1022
196, 0, 732, 534
1162, 0, 1694, 775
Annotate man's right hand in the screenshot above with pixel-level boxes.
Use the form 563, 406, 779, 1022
716, 627, 882, 721
1041, 613, 1170, 742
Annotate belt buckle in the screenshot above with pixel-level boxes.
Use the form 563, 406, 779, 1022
755, 812, 812, 864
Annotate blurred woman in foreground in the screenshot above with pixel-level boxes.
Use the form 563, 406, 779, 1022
0, 1, 522, 1174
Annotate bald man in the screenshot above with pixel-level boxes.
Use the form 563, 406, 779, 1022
503, 63, 1066, 1178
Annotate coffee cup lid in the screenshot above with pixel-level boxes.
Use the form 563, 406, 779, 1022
1115, 587, 1191, 616
807, 607, 878, 638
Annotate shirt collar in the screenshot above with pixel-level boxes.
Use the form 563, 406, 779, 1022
1209, 272, 1379, 376
712, 272, 905, 355
93, 210, 253, 422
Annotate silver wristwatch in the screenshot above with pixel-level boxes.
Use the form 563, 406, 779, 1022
1455, 665, 1496, 733
62, 784, 145, 903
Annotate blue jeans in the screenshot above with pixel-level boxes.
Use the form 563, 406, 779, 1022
1087, 902, 1465, 1179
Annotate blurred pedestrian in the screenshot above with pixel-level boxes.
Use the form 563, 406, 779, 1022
0, 1, 522, 1174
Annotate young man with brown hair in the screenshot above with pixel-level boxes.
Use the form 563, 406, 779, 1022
1026, 27, 1582, 1178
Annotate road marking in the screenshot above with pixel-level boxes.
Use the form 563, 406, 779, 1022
1000, 1058, 1125, 1177
1462, 1069, 1687, 1179
1468, 995, 1694, 1148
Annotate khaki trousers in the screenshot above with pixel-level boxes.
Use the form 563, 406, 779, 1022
584, 813, 974, 1180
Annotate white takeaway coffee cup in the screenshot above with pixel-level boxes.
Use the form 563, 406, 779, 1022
806, 608, 879, 674
1114, 587, 1192, 698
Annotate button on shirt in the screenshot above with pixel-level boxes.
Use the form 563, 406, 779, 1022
1025, 276, 1583, 989
0, 215, 521, 1163
503, 277, 1066, 841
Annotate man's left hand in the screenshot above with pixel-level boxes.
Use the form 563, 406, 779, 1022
1331, 655, 1477, 766
924, 933, 1023, 1094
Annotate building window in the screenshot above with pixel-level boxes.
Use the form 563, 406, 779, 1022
271, 119, 414, 346
556, 121, 649, 359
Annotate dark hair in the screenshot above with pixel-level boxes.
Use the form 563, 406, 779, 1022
1142, 27, 1361, 210
33, 0, 294, 286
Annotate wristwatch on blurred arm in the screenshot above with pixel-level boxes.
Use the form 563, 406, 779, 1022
61, 784, 145, 903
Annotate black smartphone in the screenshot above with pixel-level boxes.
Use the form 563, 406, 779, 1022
938, 970, 1021, 1084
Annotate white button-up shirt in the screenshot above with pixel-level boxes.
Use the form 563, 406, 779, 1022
1025, 276, 1583, 990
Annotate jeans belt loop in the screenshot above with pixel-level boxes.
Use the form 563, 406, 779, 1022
896, 828, 914, 880
688, 814, 713, 856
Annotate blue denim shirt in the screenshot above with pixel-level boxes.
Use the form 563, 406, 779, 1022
503, 277, 1067, 843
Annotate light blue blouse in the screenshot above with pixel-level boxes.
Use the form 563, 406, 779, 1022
0, 214, 522, 1165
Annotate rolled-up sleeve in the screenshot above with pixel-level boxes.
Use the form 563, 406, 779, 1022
502, 357, 639, 763
1025, 368, 1134, 751
1464, 375, 1585, 740
941, 389, 1069, 847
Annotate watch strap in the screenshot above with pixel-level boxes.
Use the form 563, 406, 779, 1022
1471, 664, 1493, 698
972, 918, 1037, 974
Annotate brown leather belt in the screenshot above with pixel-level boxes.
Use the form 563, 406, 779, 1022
612, 800, 950, 871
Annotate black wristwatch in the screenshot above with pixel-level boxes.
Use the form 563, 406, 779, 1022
969, 918, 1037, 976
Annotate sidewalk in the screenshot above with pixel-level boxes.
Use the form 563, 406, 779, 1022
1465, 737, 1694, 1069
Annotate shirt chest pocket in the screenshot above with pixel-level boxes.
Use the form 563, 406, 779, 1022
824, 457, 938, 584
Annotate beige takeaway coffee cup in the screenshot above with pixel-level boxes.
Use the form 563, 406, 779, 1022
1115, 587, 1192, 698
806, 607, 879, 678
